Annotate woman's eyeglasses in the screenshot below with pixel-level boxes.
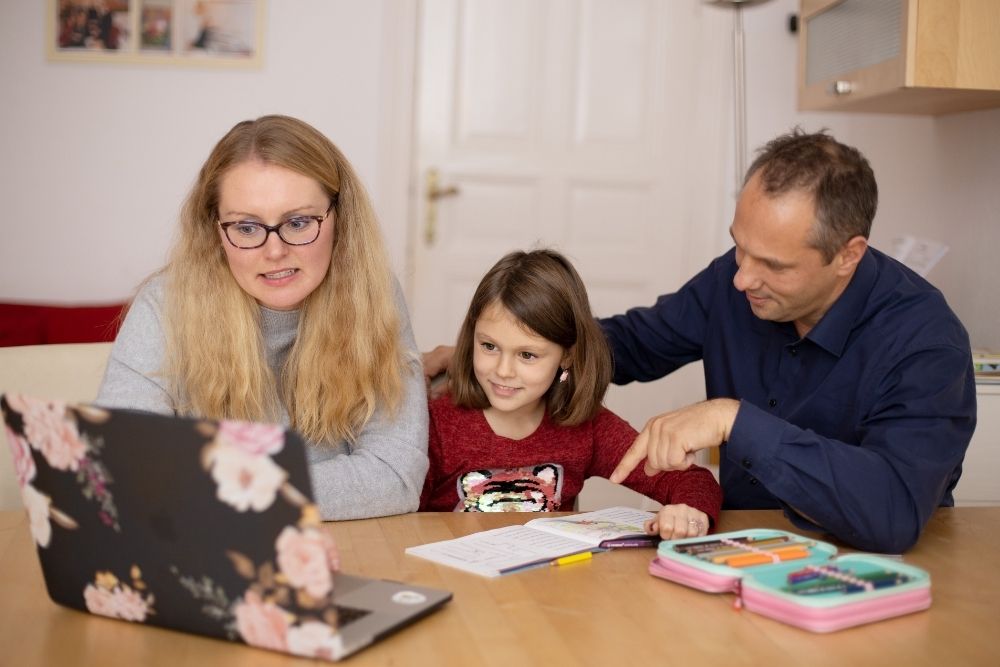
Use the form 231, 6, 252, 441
218, 204, 333, 249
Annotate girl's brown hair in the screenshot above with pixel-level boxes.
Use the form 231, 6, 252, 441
450, 249, 612, 426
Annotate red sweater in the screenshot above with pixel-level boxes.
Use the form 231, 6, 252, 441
419, 395, 721, 523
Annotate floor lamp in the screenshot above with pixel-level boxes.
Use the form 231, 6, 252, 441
706, 0, 774, 190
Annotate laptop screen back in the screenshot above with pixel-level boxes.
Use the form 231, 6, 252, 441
2, 394, 450, 661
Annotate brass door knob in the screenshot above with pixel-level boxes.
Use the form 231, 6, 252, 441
425, 168, 460, 245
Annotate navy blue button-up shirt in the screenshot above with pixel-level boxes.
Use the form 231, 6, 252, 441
601, 247, 976, 552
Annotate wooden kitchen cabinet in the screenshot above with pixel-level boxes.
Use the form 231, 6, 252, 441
798, 0, 1000, 115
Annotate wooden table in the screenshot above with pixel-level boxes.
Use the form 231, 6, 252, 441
0, 508, 997, 666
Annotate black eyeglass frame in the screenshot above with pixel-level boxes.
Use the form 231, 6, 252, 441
218, 201, 335, 249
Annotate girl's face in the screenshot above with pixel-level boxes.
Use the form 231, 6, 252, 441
217, 160, 335, 311
472, 302, 567, 422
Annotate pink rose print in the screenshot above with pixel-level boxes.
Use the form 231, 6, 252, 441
287, 620, 346, 660
15, 395, 88, 472
173, 508, 343, 653
83, 571, 154, 622
209, 444, 287, 512
21, 484, 52, 548
84, 583, 117, 617
275, 526, 340, 599
111, 586, 153, 622
217, 420, 284, 456
5, 394, 118, 532
234, 590, 290, 651
6, 427, 36, 487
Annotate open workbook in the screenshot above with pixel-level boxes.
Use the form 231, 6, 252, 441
405, 507, 657, 578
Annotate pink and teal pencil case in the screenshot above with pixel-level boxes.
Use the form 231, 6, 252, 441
648, 529, 931, 632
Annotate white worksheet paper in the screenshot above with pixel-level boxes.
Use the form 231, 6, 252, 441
405, 525, 593, 577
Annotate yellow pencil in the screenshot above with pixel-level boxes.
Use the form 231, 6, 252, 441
552, 552, 593, 566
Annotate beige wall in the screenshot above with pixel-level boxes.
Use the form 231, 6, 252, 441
0, 0, 404, 302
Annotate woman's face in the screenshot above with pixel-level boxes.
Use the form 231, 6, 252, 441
217, 160, 335, 311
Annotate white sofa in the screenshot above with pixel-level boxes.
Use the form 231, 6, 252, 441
0, 342, 112, 510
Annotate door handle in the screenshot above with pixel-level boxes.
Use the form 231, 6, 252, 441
425, 168, 460, 245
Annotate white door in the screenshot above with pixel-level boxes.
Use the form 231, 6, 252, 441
409, 0, 735, 431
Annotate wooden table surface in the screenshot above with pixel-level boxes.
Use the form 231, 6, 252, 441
0, 507, 997, 666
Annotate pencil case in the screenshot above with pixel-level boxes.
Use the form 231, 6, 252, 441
648, 529, 931, 633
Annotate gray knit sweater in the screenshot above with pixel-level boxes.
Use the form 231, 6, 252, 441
96, 274, 429, 520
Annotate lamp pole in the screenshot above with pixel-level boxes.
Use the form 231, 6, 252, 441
705, 0, 773, 189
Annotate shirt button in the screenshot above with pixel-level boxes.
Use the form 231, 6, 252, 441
749, 478, 759, 486
789, 347, 798, 356
768, 398, 777, 408
741, 458, 752, 469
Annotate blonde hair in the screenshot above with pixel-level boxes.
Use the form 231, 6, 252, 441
163, 115, 404, 443
450, 249, 612, 426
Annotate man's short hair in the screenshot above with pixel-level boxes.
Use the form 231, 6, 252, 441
745, 128, 877, 263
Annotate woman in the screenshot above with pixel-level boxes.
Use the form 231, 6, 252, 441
97, 115, 428, 520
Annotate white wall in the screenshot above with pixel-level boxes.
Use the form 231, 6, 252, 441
0, 0, 406, 303
2, 0, 998, 349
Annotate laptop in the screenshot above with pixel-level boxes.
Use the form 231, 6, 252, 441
1, 392, 451, 662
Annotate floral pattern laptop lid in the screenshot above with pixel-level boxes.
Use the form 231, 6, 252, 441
1, 393, 450, 661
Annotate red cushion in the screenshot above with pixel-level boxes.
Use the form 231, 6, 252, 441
0, 303, 126, 347
0, 304, 45, 346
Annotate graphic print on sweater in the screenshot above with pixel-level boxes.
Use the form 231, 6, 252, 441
456, 463, 564, 512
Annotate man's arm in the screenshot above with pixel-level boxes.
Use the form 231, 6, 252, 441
599, 258, 724, 384
589, 408, 722, 527
725, 343, 975, 553
610, 399, 738, 479
613, 345, 976, 553
421, 345, 454, 399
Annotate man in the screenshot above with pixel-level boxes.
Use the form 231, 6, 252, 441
425, 129, 976, 553
603, 129, 975, 552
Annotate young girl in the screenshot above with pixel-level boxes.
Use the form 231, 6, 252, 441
419, 249, 721, 538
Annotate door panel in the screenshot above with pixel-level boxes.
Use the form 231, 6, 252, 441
411, 0, 731, 434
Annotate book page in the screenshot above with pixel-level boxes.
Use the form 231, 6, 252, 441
526, 506, 656, 547
405, 525, 593, 577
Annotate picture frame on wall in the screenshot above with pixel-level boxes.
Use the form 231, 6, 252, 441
48, 0, 265, 68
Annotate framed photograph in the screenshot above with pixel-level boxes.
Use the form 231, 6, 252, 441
48, 0, 265, 68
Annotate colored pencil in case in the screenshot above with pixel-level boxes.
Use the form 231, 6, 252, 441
698, 542, 802, 561
673, 535, 790, 555
708, 543, 812, 564
783, 570, 912, 595
683, 538, 796, 560
787, 566, 843, 584
721, 547, 812, 568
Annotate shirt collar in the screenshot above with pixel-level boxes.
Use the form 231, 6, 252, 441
804, 249, 877, 357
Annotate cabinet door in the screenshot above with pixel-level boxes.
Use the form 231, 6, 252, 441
799, 0, 910, 110
798, 0, 1000, 114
